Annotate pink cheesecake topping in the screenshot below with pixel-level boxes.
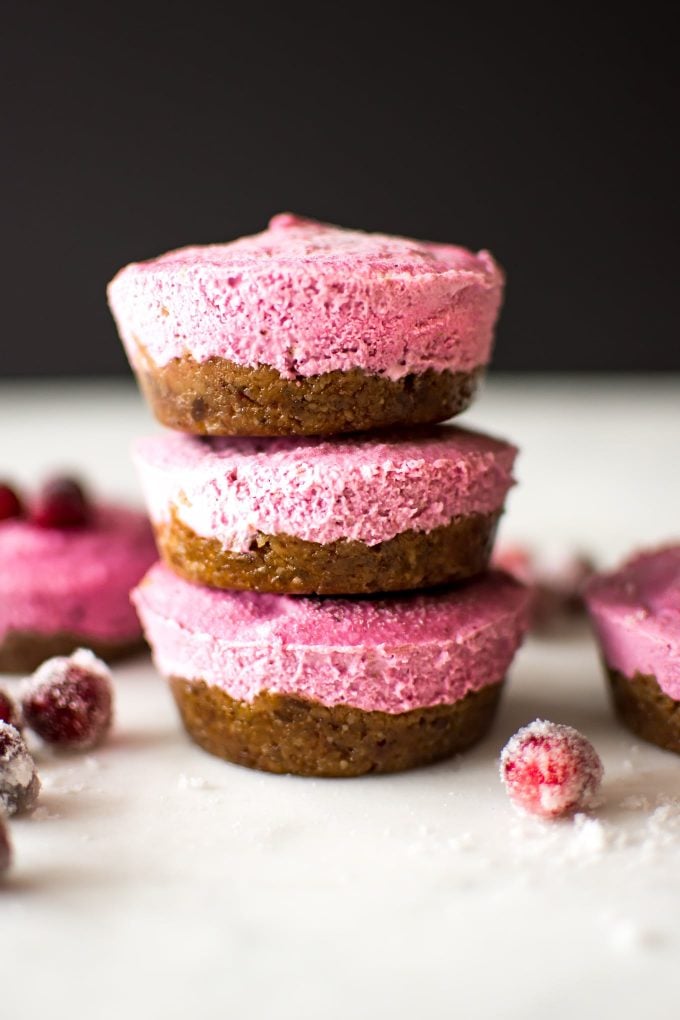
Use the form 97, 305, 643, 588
133, 563, 531, 713
585, 544, 680, 699
133, 426, 516, 551
108, 214, 504, 381
0, 505, 156, 646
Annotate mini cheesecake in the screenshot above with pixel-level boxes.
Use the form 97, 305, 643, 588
132, 563, 531, 777
585, 545, 680, 753
0, 506, 156, 673
133, 426, 516, 595
108, 214, 504, 436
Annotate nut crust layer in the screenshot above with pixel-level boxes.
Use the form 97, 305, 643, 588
170, 677, 504, 777
136, 354, 481, 436
607, 667, 680, 754
156, 508, 500, 595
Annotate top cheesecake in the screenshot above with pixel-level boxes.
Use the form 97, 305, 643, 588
108, 213, 504, 381
585, 545, 680, 699
107, 215, 504, 436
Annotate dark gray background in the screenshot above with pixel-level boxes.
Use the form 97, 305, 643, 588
2, 3, 677, 376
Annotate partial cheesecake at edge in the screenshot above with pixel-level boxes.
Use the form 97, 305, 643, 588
0, 505, 156, 673
108, 214, 504, 437
585, 545, 680, 753
133, 563, 531, 777
133, 425, 517, 595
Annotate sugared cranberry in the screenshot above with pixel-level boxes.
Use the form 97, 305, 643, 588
500, 719, 603, 819
0, 482, 23, 522
21, 649, 113, 750
0, 688, 21, 729
0, 721, 41, 816
31, 476, 91, 529
0, 812, 11, 874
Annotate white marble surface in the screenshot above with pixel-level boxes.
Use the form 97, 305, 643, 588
1, 376, 680, 1020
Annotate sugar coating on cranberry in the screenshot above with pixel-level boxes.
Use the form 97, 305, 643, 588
31, 476, 91, 529
0, 482, 23, 522
0, 812, 11, 874
500, 719, 603, 819
22, 648, 113, 751
0, 687, 21, 729
0, 721, 41, 817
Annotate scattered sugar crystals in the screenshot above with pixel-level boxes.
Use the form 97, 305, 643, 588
503, 785, 680, 872
177, 773, 210, 791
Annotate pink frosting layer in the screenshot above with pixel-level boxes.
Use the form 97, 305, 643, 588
132, 562, 530, 713
108, 213, 504, 381
133, 427, 516, 550
0, 505, 156, 645
585, 545, 680, 699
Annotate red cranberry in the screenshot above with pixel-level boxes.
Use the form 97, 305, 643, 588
0, 721, 41, 816
22, 649, 113, 751
31, 476, 91, 529
500, 720, 603, 819
0, 482, 23, 522
0, 688, 21, 729
0, 813, 11, 874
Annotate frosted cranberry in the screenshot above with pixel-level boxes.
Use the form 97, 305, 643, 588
31, 476, 91, 528
500, 719, 603, 819
0, 721, 41, 816
0, 813, 11, 874
22, 649, 113, 750
0, 482, 23, 522
0, 688, 21, 729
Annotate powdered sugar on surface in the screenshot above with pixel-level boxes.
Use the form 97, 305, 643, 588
3, 377, 680, 1020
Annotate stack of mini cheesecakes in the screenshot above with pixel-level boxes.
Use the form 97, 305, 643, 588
108, 214, 530, 777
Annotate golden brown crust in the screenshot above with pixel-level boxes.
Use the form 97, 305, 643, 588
607, 667, 680, 754
134, 351, 482, 436
169, 677, 504, 777
156, 508, 500, 595
0, 630, 145, 674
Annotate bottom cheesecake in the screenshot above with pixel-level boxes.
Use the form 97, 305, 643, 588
133, 563, 531, 777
